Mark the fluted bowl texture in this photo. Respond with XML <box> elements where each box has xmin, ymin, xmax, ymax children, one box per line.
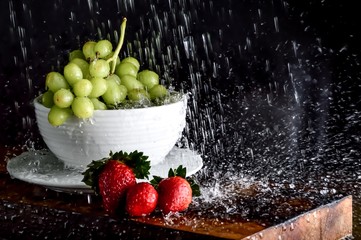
<box><xmin>34</xmin><ymin>95</ymin><xmax>187</xmax><ymax>168</ymax></box>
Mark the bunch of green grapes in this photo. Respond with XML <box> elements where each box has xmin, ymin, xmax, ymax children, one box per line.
<box><xmin>41</xmin><ymin>18</ymin><xmax>169</xmax><ymax>126</ymax></box>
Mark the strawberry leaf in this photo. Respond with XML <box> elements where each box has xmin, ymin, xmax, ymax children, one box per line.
<box><xmin>150</xmin><ymin>175</ymin><xmax>163</xmax><ymax>190</ymax></box>
<box><xmin>168</xmin><ymin>165</ymin><xmax>186</xmax><ymax>178</ymax></box>
<box><xmin>110</xmin><ymin>150</ymin><xmax>151</xmax><ymax>179</ymax></box>
<box><xmin>81</xmin><ymin>157</ymin><xmax>109</xmax><ymax>194</ymax></box>
<box><xmin>187</xmin><ymin>177</ymin><xmax>201</xmax><ymax>197</ymax></box>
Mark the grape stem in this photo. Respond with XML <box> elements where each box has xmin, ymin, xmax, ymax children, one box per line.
<box><xmin>107</xmin><ymin>17</ymin><xmax>127</xmax><ymax>74</ymax></box>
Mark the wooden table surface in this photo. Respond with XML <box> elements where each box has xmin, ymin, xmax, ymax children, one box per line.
<box><xmin>0</xmin><ymin>145</ymin><xmax>354</xmax><ymax>239</ymax></box>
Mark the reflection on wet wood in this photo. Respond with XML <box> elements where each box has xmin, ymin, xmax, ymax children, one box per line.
<box><xmin>132</xmin><ymin>196</ymin><xmax>352</xmax><ymax>239</ymax></box>
<box><xmin>133</xmin><ymin>213</ymin><xmax>265</xmax><ymax>239</ymax></box>
<box><xmin>244</xmin><ymin>195</ymin><xmax>352</xmax><ymax>240</ymax></box>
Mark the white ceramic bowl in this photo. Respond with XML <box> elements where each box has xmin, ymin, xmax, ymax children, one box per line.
<box><xmin>34</xmin><ymin>95</ymin><xmax>187</xmax><ymax>169</ymax></box>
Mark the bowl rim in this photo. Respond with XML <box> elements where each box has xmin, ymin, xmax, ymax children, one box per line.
<box><xmin>34</xmin><ymin>92</ymin><xmax>188</xmax><ymax>112</ymax></box>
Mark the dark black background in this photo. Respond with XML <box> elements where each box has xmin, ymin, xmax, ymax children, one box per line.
<box><xmin>1</xmin><ymin>0</ymin><xmax>360</xmax><ymax>147</ymax></box>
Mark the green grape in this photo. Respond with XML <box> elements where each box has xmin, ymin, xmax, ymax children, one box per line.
<box><xmin>94</xmin><ymin>40</ymin><xmax>113</xmax><ymax>58</ymax></box>
<box><xmin>115</xmin><ymin>62</ymin><xmax>138</xmax><ymax>78</ymax></box>
<box><xmin>48</xmin><ymin>105</ymin><xmax>73</xmax><ymax>126</ymax></box>
<box><xmin>45</xmin><ymin>72</ymin><xmax>69</xmax><ymax>93</ymax></box>
<box><xmin>106</xmin><ymin>74</ymin><xmax>121</xmax><ymax>85</ymax></box>
<box><xmin>128</xmin><ymin>88</ymin><xmax>150</xmax><ymax>102</ymax></box>
<box><xmin>53</xmin><ymin>88</ymin><xmax>74</xmax><ymax>108</ymax></box>
<box><xmin>72</xmin><ymin>97</ymin><xmax>94</xmax><ymax>118</ymax></box>
<box><xmin>88</xmin><ymin>77</ymin><xmax>107</xmax><ymax>98</ymax></box>
<box><xmin>121</xmin><ymin>56</ymin><xmax>140</xmax><ymax>71</ymax></box>
<box><xmin>41</xmin><ymin>91</ymin><xmax>54</xmax><ymax>108</ymax></box>
<box><xmin>90</xmin><ymin>98</ymin><xmax>107</xmax><ymax>110</ymax></box>
<box><xmin>119</xmin><ymin>84</ymin><xmax>128</xmax><ymax>99</ymax></box>
<box><xmin>82</xmin><ymin>41</ymin><xmax>97</xmax><ymax>61</ymax></box>
<box><xmin>70</xmin><ymin>58</ymin><xmax>90</xmax><ymax>78</ymax></box>
<box><xmin>63</xmin><ymin>62</ymin><xmax>83</xmax><ymax>86</ymax></box>
<box><xmin>73</xmin><ymin>79</ymin><xmax>93</xmax><ymax>97</ymax></box>
<box><xmin>69</xmin><ymin>49</ymin><xmax>85</xmax><ymax>61</ymax></box>
<box><xmin>102</xmin><ymin>80</ymin><xmax>127</xmax><ymax>105</ymax></box>
<box><xmin>137</xmin><ymin>70</ymin><xmax>159</xmax><ymax>90</ymax></box>
<box><xmin>149</xmin><ymin>84</ymin><xmax>169</xmax><ymax>100</ymax></box>
<box><xmin>120</xmin><ymin>75</ymin><xmax>144</xmax><ymax>91</ymax></box>
<box><xmin>89</xmin><ymin>59</ymin><xmax>110</xmax><ymax>78</ymax></box>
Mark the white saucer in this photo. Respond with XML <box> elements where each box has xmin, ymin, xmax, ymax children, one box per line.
<box><xmin>6</xmin><ymin>147</ymin><xmax>203</xmax><ymax>194</ymax></box>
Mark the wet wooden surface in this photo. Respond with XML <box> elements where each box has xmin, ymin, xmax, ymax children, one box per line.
<box><xmin>243</xmin><ymin>196</ymin><xmax>352</xmax><ymax>240</ymax></box>
<box><xmin>0</xmin><ymin>146</ymin><xmax>353</xmax><ymax>239</ymax></box>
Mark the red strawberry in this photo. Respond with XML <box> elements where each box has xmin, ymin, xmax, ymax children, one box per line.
<box><xmin>125</xmin><ymin>182</ymin><xmax>158</xmax><ymax>217</ymax></box>
<box><xmin>97</xmin><ymin>160</ymin><xmax>136</xmax><ymax>213</ymax></box>
<box><xmin>151</xmin><ymin>165</ymin><xmax>200</xmax><ymax>214</ymax></box>
<box><xmin>82</xmin><ymin>151</ymin><xmax>151</xmax><ymax>214</ymax></box>
<box><xmin>157</xmin><ymin>176</ymin><xmax>192</xmax><ymax>213</ymax></box>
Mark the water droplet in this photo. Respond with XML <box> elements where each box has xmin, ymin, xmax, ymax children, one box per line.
<box><xmin>290</xmin><ymin>222</ymin><xmax>295</xmax><ymax>230</ymax></box>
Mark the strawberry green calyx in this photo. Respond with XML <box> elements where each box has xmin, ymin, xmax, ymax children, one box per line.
<box><xmin>82</xmin><ymin>150</ymin><xmax>151</xmax><ymax>193</ymax></box>
<box><xmin>110</xmin><ymin>150</ymin><xmax>151</xmax><ymax>179</ymax></box>
<box><xmin>82</xmin><ymin>157</ymin><xmax>108</xmax><ymax>193</ymax></box>
<box><xmin>168</xmin><ymin>165</ymin><xmax>187</xmax><ymax>178</ymax></box>
<box><xmin>150</xmin><ymin>165</ymin><xmax>201</xmax><ymax>197</ymax></box>
<box><xmin>187</xmin><ymin>177</ymin><xmax>201</xmax><ymax>197</ymax></box>
<box><xmin>149</xmin><ymin>175</ymin><xmax>162</xmax><ymax>187</ymax></box>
